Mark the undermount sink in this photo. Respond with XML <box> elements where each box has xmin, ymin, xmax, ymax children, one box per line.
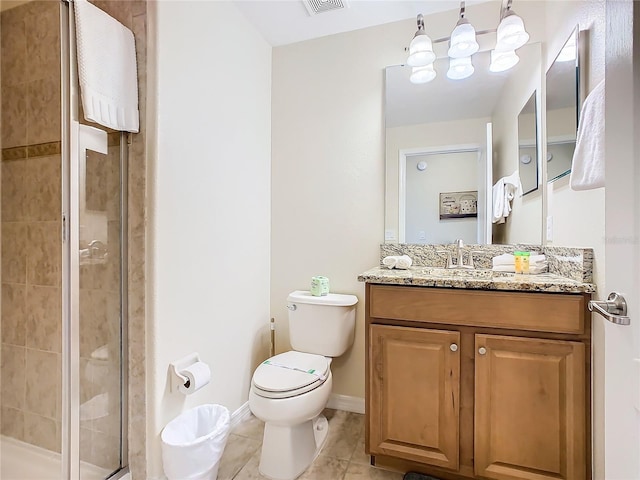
<box><xmin>418</xmin><ymin>268</ymin><xmax>514</xmax><ymax>279</ymax></box>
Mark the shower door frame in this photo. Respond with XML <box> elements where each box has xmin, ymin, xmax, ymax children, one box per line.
<box><xmin>60</xmin><ymin>1</ymin><xmax>129</xmax><ymax>478</ymax></box>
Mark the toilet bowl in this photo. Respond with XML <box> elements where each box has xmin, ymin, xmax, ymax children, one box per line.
<box><xmin>249</xmin><ymin>291</ymin><xmax>358</xmax><ymax>480</ymax></box>
<box><xmin>250</xmin><ymin>352</ymin><xmax>333</xmax><ymax>480</ymax></box>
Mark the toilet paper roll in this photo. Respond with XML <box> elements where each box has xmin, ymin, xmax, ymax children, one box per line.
<box><xmin>178</xmin><ymin>361</ymin><xmax>211</xmax><ymax>395</ymax></box>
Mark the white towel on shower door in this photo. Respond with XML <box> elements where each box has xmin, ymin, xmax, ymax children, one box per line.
<box><xmin>74</xmin><ymin>0</ymin><xmax>139</xmax><ymax>132</ymax></box>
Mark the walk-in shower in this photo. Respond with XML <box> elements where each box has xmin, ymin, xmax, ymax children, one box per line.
<box><xmin>0</xmin><ymin>1</ymin><xmax>134</xmax><ymax>478</ymax></box>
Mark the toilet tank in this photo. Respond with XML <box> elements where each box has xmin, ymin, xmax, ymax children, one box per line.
<box><xmin>287</xmin><ymin>290</ymin><xmax>358</xmax><ymax>357</ymax></box>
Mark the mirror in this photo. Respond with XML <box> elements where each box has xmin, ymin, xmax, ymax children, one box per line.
<box><xmin>385</xmin><ymin>42</ymin><xmax>541</xmax><ymax>245</ymax></box>
<box><xmin>546</xmin><ymin>27</ymin><xmax>579</xmax><ymax>182</ymax></box>
<box><xmin>518</xmin><ymin>92</ymin><xmax>538</xmax><ymax>195</ymax></box>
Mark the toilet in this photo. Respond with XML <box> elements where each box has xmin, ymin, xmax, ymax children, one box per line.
<box><xmin>249</xmin><ymin>290</ymin><xmax>358</xmax><ymax>480</ymax></box>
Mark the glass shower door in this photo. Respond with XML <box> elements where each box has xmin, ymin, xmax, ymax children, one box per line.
<box><xmin>74</xmin><ymin>124</ymin><xmax>125</xmax><ymax>479</ymax></box>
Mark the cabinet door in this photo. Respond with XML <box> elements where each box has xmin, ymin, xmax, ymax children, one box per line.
<box><xmin>369</xmin><ymin>324</ymin><xmax>460</xmax><ymax>470</ymax></box>
<box><xmin>474</xmin><ymin>334</ymin><xmax>586</xmax><ymax>480</ymax></box>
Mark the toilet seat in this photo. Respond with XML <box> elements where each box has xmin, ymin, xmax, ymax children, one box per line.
<box><xmin>252</xmin><ymin>351</ymin><xmax>330</xmax><ymax>399</ymax></box>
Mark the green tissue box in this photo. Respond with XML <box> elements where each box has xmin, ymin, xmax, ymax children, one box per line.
<box><xmin>310</xmin><ymin>276</ymin><xmax>330</xmax><ymax>296</ymax></box>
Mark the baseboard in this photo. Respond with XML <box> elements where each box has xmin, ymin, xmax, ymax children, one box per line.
<box><xmin>327</xmin><ymin>394</ymin><xmax>365</xmax><ymax>414</ymax></box>
<box><xmin>230</xmin><ymin>401</ymin><xmax>253</xmax><ymax>430</ymax></box>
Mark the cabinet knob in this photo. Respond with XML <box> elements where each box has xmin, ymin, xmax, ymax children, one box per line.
<box><xmin>450</xmin><ymin>343</ymin><xmax>458</xmax><ymax>352</ymax></box>
<box><xmin>478</xmin><ymin>347</ymin><xmax>487</xmax><ymax>355</ymax></box>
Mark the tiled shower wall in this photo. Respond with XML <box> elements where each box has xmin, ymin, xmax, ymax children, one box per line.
<box><xmin>0</xmin><ymin>1</ymin><xmax>147</xmax><ymax>477</ymax></box>
<box><xmin>1</xmin><ymin>1</ymin><xmax>63</xmax><ymax>452</ymax></box>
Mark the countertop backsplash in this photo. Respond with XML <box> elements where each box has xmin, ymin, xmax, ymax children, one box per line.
<box><xmin>379</xmin><ymin>244</ymin><xmax>593</xmax><ymax>284</ymax></box>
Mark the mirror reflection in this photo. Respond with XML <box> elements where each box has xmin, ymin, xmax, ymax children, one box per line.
<box><xmin>546</xmin><ymin>27</ymin><xmax>579</xmax><ymax>182</ymax></box>
<box><xmin>385</xmin><ymin>43</ymin><xmax>541</xmax><ymax>245</ymax></box>
<box><xmin>518</xmin><ymin>92</ymin><xmax>538</xmax><ymax>195</ymax></box>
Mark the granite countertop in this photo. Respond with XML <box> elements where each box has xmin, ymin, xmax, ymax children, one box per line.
<box><xmin>357</xmin><ymin>266</ymin><xmax>596</xmax><ymax>294</ymax></box>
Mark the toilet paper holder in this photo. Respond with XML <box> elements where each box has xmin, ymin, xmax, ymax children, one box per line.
<box><xmin>169</xmin><ymin>352</ymin><xmax>202</xmax><ymax>393</ymax></box>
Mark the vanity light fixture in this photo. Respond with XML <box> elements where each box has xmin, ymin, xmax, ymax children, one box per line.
<box><xmin>447</xmin><ymin>56</ymin><xmax>474</xmax><ymax>80</ymax></box>
<box><xmin>489</xmin><ymin>49</ymin><xmax>519</xmax><ymax>72</ymax></box>
<box><xmin>407</xmin><ymin>14</ymin><xmax>436</xmax><ymax>67</ymax></box>
<box><xmin>495</xmin><ymin>0</ymin><xmax>530</xmax><ymax>52</ymax></box>
<box><xmin>406</xmin><ymin>0</ymin><xmax>530</xmax><ymax>83</ymax></box>
<box><xmin>448</xmin><ymin>3</ymin><xmax>479</xmax><ymax>59</ymax></box>
<box><xmin>410</xmin><ymin>64</ymin><xmax>437</xmax><ymax>84</ymax></box>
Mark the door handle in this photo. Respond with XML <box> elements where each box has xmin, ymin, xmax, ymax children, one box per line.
<box><xmin>588</xmin><ymin>292</ymin><xmax>631</xmax><ymax>325</ymax></box>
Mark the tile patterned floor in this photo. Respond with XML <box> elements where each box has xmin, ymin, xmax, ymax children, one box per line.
<box><xmin>218</xmin><ymin>409</ymin><xmax>404</xmax><ymax>480</ymax></box>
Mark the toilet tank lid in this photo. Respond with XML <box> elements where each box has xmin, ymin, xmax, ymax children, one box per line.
<box><xmin>288</xmin><ymin>290</ymin><xmax>358</xmax><ymax>307</ymax></box>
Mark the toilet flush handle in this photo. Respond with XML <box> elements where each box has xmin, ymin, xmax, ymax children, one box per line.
<box><xmin>286</xmin><ymin>304</ymin><xmax>297</xmax><ymax>311</ymax></box>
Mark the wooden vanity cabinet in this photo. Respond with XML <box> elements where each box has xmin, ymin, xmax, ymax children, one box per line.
<box><xmin>365</xmin><ymin>284</ymin><xmax>591</xmax><ymax>480</ymax></box>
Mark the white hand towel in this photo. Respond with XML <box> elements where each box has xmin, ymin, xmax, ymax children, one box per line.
<box><xmin>382</xmin><ymin>255</ymin><xmax>413</xmax><ymax>270</ymax></box>
<box><xmin>74</xmin><ymin>0</ymin><xmax>139</xmax><ymax>132</ymax></box>
<box><xmin>570</xmin><ymin>80</ymin><xmax>605</xmax><ymax>190</ymax></box>
<box><xmin>492</xmin><ymin>171</ymin><xmax>522</xmax><ymax>224</ymax></box>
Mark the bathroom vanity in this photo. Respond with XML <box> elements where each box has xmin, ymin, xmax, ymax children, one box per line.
<box><xmin>359</xmin><ymin>248</ymin><xmax>595</xmax><ymax>480</ymax></box>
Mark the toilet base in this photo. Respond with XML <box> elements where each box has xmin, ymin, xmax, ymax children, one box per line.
<box><xmin>258</xmin><ymin>414</ymin><xmax>329</xmax><ymax>480</ymax></box>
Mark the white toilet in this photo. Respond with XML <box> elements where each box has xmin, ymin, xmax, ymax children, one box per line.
<box><xmin>249</xmin><ymin>290</ymin><xmax>358</xmax><ymax>480</ymax></box>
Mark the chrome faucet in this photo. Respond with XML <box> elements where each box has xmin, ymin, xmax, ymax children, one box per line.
<box><xmin>438</xmin><ymin>239</ymin><xmax>475</xmax><ymax>269</ymax></box>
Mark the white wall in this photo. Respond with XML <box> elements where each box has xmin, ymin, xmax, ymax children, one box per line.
<box><xmin>405</xmin><ymin>152</ymin><xmax>478</xmax><ymax>245</ymax></box>
<box><xmin>271</xmin><ymin>18</ymin><xmax>418</xmax><ymax>399</ymax></box>
<box><xmin>386</xmin><ymin>117</ymin><xmax>490</xmax><ymax>241</ymax></box>
<box><xmin>148</xmin><ymin>2</ymin><xmax>272</xmax><ymax>478</ymax></box>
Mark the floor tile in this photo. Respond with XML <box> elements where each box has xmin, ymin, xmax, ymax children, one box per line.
<box><xmin>322</xmin><ymin>409</ymin><xmax>364</xmax><ymax>460</ymax></box>
<box><xmin>298</xmin><ymin>454</ymin><xmax>349</xmax><ymax>480</ymax></box>
<box><xmin>217</xmin><ymin>433</ymin><xmax>261</xmax><ymax>480</ymax></box>
<box><xmin>343</xmin><ymin>463</ymin><xmax>404</xmax><ymax>480</ymax></box>
<box><xmin>223</xmin><ymin>409</ymin><xmax>400</xmax><ymax>480</ymax></box>
<box><xmin>232</xmin><ymin>415</ymin><xmax>265</xmax><ymax>440</ymax></box>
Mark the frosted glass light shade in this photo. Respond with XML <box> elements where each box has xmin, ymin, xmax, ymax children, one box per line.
<box><xmin>495</xmin><ymin>12</ymin><xmax>529</xmax><ymax>52</ymax></box>
<box><xmin>447</xmin><ymin>56</ymin><xmax>474</xmax><ymax>80</ymax></box>
<box><xmin>489</xmin><ymin>49</ymin><xmax>520</xmax><ymax>72</ymax></box>
<box><xmin>410</xmin><ymin>64</ymin><xmax>437</xmax><ymax>84</ymax></box>
<box><xmin>407</xmin><ymin>32</ymin><xmax>436</xmax><ymax>67</ymax></box>
<box><xmin>448</xmin><ymin>21</ymin><xmax>479</xmax><ymax>58</ymax></box>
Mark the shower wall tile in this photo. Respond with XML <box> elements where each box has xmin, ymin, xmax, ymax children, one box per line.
<box><xmin>27</xmin><ymin>75</ymin><xmax>61</xmax><ymax>146</ymax></box>
<box><xmin>93</xmin><ymin>0</ymin><xmax>132</xmax><ymax>29</ymax></box>
<box><xmin>2</xmin><ymin>283</ymin><xmax>27</xmax><ymax>346</ymax></box>
<box><xmin>26</xmin><ymin>285</ymin><xmax>61</xmax><ymax>353</ymax></box>
<box><xmin>26</xmin><ymin>221</ymin><xmax>61</xmax><ymax>286</ymax></box>
<box><xmin>1</xmin><ymin>406</ymin><xmax>25</xmax><ymax>441</ymax></box>
<box><xmin>25</xmin><ymin>348</ymin><xmax>60</xmax><ymax>419</ymax></box>
<box><xmin>25</xmin><ymin>1</ymin><xmax>60</xmax><ymax>83</ymax></box>
<box><xmin>79</xmin><ymin>288</ymin><xmax>109</xmax><ymax>358</ymax></box>
<box><xmin>24</xmin><ymin>411</ymin><xmax>61</xmax><ymax>453</ymax></box>
<box><xmin>2</xmin><ymin>158</ymin><xmax>28</xmax><ymax>221</ymax></box>
<box><xmin>1</xmin><ymin>344</ymin><xmax>26</xmax><ymax>410</ymax></box>
<box><xmin>28</xmin><ymin>154</ymin><xmax>61</xmax><ymax>221</ymax></box>
<box><xmin>0</xmin><ymin>11</ymin><xmax>27</xmax><ymax>88</ymax></box>
<box><xmin>2</xmin><ymin>222</ymin><xmax>28</xmax><ymax>283</ymax></box>
<box><xmin>1</xmin><ymin>83</ymin><xmax>28</xmax><ymax>149</ymax></box>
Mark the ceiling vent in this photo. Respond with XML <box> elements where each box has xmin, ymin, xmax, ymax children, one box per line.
<box><xmin>302</xmin><ymin>0</ymin><xmax>350</xmax><ymax>16</ymax></box>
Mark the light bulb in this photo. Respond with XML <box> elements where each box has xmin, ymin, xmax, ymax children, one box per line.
<box><xmin>407</xmin><ymin>32</ymin><xmax>436</xmax><ymax>67</ymax></box>
<box><xmin>410</xmin><ymin>64</ymin><xmax>437</xmax><ymax>84</ymax></box>
<box><xmin>489</xmin><ymin>49</ymin><xmax>520</xmax><ymax>73</ymax></box>
<box><xmin>495</xmin><ymin>11</ymin><xmax>530</xmax><ymax>52</ymax></box>
<box><xmin>447</xmin><ymin>56</ymin><xmax>474</xmax><ymax>80</ymax></box>
<box><xmin>448</xmin><ymin>20</ymin><xmax>479</xmax><ymax>59</ymax></box>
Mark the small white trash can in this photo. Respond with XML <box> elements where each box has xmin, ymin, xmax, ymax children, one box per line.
<box><xmin>161</xmin><ymin>404</ymin><xmax>231</xmax><ymax>480</ymax></box>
